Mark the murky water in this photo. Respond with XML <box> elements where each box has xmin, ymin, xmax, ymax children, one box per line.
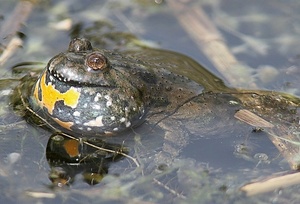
<box><xmin>1</xmin><ymin>0</ymin><xmax>300</xmax><ymax>203</ymax></box>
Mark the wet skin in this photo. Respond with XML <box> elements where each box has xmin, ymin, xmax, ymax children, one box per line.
<box><xmin>30</xmin><ymin>38</ymin><xmax>217</xmax><ymax>136</ymax></box>
<box><xmin>28</xmin><ymin>38</ymin><xmax>300</xmax><ymax>165</ymax></box>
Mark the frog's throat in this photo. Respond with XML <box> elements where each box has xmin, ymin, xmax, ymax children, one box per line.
<box><xmin>33</xmin><ymin>71</ymin><xmax>81</xmax><ymax>115</ymax></box>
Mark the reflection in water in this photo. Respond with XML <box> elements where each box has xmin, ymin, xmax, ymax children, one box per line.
<box><xmin>46</xmin><ymin>134</ymin><xmax>126</xmax><ymax>187</ymax></box>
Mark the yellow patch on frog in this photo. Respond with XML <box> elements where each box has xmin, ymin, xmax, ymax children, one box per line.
<box><xmin>52</xmin><ymin>118</ymin><xmax>74</xmax><ymax>130</ymax></box>
<box><xmin>35</xmin><ymin>71</ymin><xmax>81</xmax><ymax>115</ymax></box>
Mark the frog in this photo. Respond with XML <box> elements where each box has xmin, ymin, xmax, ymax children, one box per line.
<box><xmin>16</xmin><ymin>37</ymin><xmax>300</xmax><ymax>170</ymax></box>
<box><xmin>30</xmin><ymin>37</ymin><xmax>212</xmax><ymax>137</ymax></box>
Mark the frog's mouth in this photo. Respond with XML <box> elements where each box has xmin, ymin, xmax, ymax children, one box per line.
<box><xmin>49</xmin><ymin>70</ymin><xmax>116</xmax><ymax>88</ymax></box>
<box><xmin>47</xmin><ymin>67</ymin><xmax>116</xmax><ymax>89</ymax></box>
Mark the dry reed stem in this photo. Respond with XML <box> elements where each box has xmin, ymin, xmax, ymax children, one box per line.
<box><xmin>167</xmin><ymin>1</ymin><xmax>257</xmax><ymax>88</ymax></box>
<box><xmin>240</xmin><ymin>171</ymin><xmax>300</xmax><ymax>196</ymax></box>
<box><xmin>0</xmin><ymin>0</ymin><xmax>36</xmax><ymax>65</ymax></box>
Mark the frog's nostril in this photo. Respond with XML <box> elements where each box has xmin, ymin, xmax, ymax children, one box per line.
<box><xmin>68</xmin><ymin>38</ymin><xmax>93</xmax><ymax>52</ymax></box>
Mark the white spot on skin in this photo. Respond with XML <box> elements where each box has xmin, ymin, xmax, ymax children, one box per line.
<box><xmin>106</xmin><ymin>101</ymin><xmax>112</xmax><ymax>107</ymax></box>
<box><xmin>113</xmin><ymin>127</ymin><xmax>118</xmax><ymax>131</ymax></box>
<box><xmin>73</xmin><ymin>111</ymin><xmax>81</xmax><ymax>117</ymax></box>
<box><xmin>49</xmin><ymin>75</ymin><xmax>55</xmax><ymax>82</ymax></box>
<box><xmin>104</xmin><ymin>95</ymin><xmax>113</xmax><ymax>107</ymax></box>
<box><xmin>83</xmin><ymin>116</ymin><xmax>104</xmax><ymax>127</ymax></box>
<box><xmin>87</xmin><ymin>127</ymin><xmax>91</xmax><ymax>131</ymax></box>
<box><xmin>94</xmin><ymin>93</ymin><xmax>102</xmax><ymax>102</ymax></box>
<box><xmin>93</xmin><ymin>104</ymin><xmax>101</xmax><ymax>110</ymax></box>
<box><xmin>83</xmin><ymin>89</ymin><xmax>95</xmax><ymax>95</ymax></box>
<box><xmin>120</xmin><ymin>117</ymin><xmax>126</xmax><ymax>123</ymax></box>
<box><xmin>111</xmin><ymin>116</ymin><xmax>116</xmax><ymax>121</ymax></box>
<box><xmin>126</xmin><ymin>121</ymin><xmax>131</xmax><ymax>127</ymax></box>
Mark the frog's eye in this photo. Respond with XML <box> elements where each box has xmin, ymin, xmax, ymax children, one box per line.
<box><xmin>68</xmin><ymin>38</ymin><xmax>93</xmax><ymax>52</ymax></box>
<box><xmin>86</xmin><ymin>53</ymin><xmax>109</xmax><ymax>71</ymax></box>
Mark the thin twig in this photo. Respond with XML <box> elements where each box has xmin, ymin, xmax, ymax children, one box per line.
<box><xmin>153</xmin><ymin>177</ymin><xmax>186</xmax><ymax>199</ymax></box>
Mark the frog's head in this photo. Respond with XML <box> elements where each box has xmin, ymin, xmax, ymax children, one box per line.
<box><xmin>31</xmin><ymin>38</ymin><xmax>145</xmax><ymax>136</ymax></box>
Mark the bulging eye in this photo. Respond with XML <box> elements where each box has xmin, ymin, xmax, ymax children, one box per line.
<box><xmin>86</xmin><ymin>53</ymin><xmax>109</xmax><ymax>71</ymax></box>
<box><xmin>68</xmin><ymin>38</ymin><xmax>93</xmax><ymax>52</ymax></box>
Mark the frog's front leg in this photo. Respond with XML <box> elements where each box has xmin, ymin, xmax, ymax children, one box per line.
<box><xmin>151</xmin><ymin>99</ymin><xmax>208</xmax><ymax>167</ymax></box>
<box><xmin>152</xmin><ymin>93</ymin><xmax>241</xmax><ymax>167</ymax></box>
<box><xmin>154</xmin><ymin>119</ymin><xmax>189</xmax><ymax>166</ymax></box>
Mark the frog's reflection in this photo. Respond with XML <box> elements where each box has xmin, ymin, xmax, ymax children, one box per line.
<box><xmin>46</xmin><ymin>133</ymin><xmax>126</xmax><ymax>187</ymax></box>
